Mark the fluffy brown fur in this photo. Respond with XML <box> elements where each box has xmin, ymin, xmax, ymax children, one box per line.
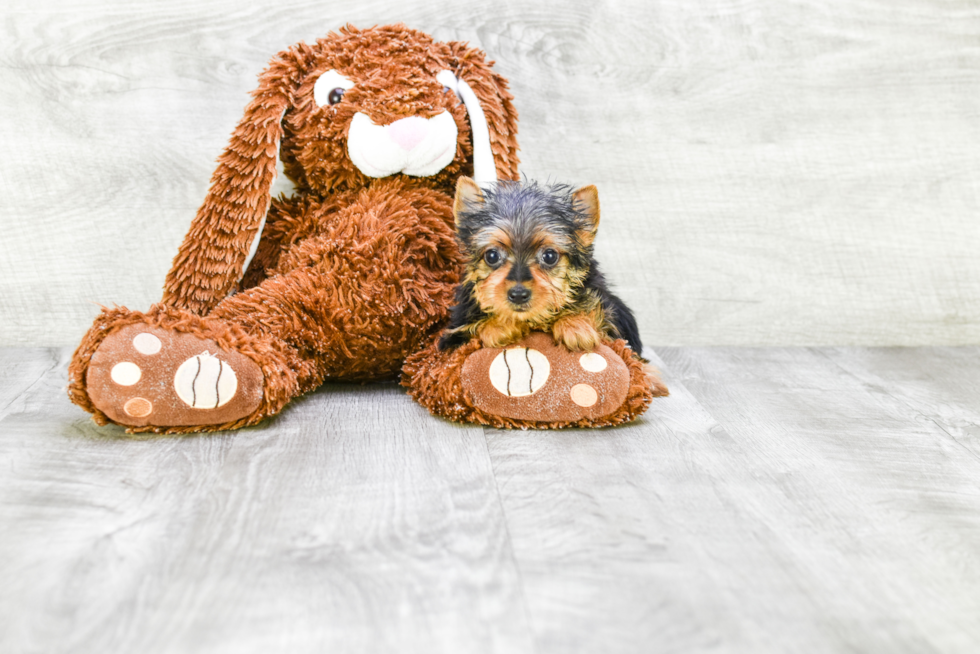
<box><xmin>68</xmin><ymin>25</ymin><xmax>519</xmax><ymax>432</ymax></box>
<box><xmin>402</xmin><ymin>335</ymin><xmax>668</xmax><ymax>429</ymax></box>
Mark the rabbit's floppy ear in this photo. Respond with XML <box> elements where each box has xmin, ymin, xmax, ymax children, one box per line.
<box><xmin>446</xmin><ymin>42</ymin><xmax>520</xmax><ymax>185</ymax></box>
<box><xmin>162</xmin><ymin>55</ymin><xmax>295</xmax><ymax>315</ymax></box>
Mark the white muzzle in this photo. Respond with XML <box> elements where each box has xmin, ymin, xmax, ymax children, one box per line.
<box><xmin>347</xmin><ymin>75</ymin><xmax>498</xmax><ymax>185</ymax></box>
<box><xmin>347</xmin><ymin>111</ymin><xmax>458</xmax><ymax>178</ymax></box>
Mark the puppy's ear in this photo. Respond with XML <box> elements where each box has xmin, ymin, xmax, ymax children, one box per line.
<box><xmin>572</xmin><ymin>185</ymin><xmax>600</xmax><ymax>247</ymax></box>
<box><xmin>162</xmin><ymin>54</ymin><xmax>296</xmax><ymax>315</ymax></box>
<box><xmin>446</xmin><ymin>42</ymin><xmax>520</xmax><ymax>183</ymax></box>
<box><xmin>454</xmin><ymin>176</ymin><xmax>484</xmax><ymax>228</ymax></box>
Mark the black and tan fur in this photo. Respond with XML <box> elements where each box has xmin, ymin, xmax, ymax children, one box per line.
<box><xmin>439</xmin><ymin>177</ymin><xmax>643</xmax><ymax>354</ymax></box>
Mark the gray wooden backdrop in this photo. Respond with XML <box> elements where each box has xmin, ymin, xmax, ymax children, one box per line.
<box><xmin>1</xmin><ymin>0</ymin><xmax>978</xmax><ymax>347</ymax></box>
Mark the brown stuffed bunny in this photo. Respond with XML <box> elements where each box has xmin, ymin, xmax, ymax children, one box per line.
<box><xmin>68</xmin><ymin>25</ymin><xmax>519</xmax><ymax>432</ymax></box>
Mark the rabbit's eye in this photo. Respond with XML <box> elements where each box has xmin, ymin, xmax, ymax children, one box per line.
<box><xmin>314</xmin><ymin>70</ymin><xmax>355</xmax><ymax>107</ymax></box>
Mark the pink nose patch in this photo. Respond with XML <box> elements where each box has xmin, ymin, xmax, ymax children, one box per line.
<box><xmin>387</xmin><ymin>116</ymin><xmax>429</xmax><ymax>151</ymax></box>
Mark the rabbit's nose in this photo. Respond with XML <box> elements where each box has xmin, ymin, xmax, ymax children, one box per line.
<box><xmin>386</xmin><ymin>116</ymin><xmax>429</xmax><ymax>151</ymax></box>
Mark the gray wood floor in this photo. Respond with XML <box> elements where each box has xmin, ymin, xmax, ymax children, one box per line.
<box><xmin>2</xmin><ymin>346</ymin><xmax>979</xmax><ymax>653</ymax></box>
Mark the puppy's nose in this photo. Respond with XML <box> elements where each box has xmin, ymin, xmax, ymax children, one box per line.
<box><xmin>507</xmin><ymin>285</ymin><xmax>531</xmax><ymax>305</ymax></box>
<box><xmin>387</xmin><ymin>116</ymin><xmax>429</xmax><ymax>151</ymax></box>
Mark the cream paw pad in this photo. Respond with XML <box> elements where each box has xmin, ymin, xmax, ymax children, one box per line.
<box><xmin>86</xmin><ymin>323</ymin><xmax>263</xmax><ymax>428</ymax></box>
<box><xmin>460</xmin><ymin>332</ymin><xmax>631</xmax><ymax>422</ymax></box>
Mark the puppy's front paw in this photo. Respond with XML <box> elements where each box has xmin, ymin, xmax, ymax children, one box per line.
<box><xmin>552</xmin><ymin>314</ymin><xmax>600</xmax><ymax>352</ymax></box>
<box><xmin>477</xmin><ymin>320</ymin><xmax>526</xmax><ymax>349</ymax></box>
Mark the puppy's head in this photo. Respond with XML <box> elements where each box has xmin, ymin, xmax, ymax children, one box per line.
<box><xmin>453</xmin><ymin>177</ymin><xmax>600</xmax><ymax>323</ymax></box>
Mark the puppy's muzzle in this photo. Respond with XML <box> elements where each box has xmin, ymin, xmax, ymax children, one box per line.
<box><xmin>507</xmin><ymin>285</ymin><xmax>531</xmax><ymax>307</ymax></box>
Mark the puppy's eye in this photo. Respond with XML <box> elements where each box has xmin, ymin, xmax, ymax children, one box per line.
<box><xmin>484</xmin><ymin>249</ymin><xmax>502</xmax><ymax>266</ymax></box>
<box><xmin>327</xmin><ymin>88</ymin><xmax>345</xmax><ymax>105</ymax></box>
<box><xmin>541</xmin><ymin>249</ymin><xmax>559</xmax><ymax>266</ymax></box>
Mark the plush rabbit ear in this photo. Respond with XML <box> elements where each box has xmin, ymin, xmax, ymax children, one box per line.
<box><xmin>162</xmin><ymin>59</ymin><xmax>293</xmax><ymax>315</ymax></box>
<box><xmin>446</xmin><ymin>42</ymin><xmax>520</xmax><ymax>185</ymax></box>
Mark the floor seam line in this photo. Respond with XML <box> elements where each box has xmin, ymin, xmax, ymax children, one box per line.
<box><xmin>0</xmin><ymin>351</ymin><xmax>61</xmax><ymax>419</ymax></box>
<box><xmin>813</xmin><ymin>347</ymin><xmax>980</xmax><ymax>467</ymax></box>
<box><xmin>481</xmin><ymin>424</ymin><xmax>540</xmax><ymax>654</ymax></box>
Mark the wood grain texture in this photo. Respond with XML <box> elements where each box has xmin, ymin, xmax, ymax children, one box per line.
<box><xmin>4</xmin><ymin>346</ymin><xmax>980</xmax><ymax>651</ymax></box>
<box><xmin>0</xmin><ymin>351</ymin><xmax>533</xmax><ymax>654</ymax></box>
<box><xmin>655</xmin><ymin>345</ymin><xmax>980</xmax><ymax>653</ymax></box>
<box><xmin>1</xmin><ymin>0</ymin><xmax>979</xmax><ymax>346</ymax></box>
<box><xmin>821</xmin><ymin>346</ymin><xmax>980</xmax><ymax>463</ymax></box>
<box><xmin>0</xmin><ymin>348</ymin><xmax>63</xmax><ymax>422</ymax></box>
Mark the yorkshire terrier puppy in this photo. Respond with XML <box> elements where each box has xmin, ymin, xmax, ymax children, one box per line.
<box><xmin>438</xmin><ymin>177</ymin><xmax>643</xmax><ymax>355</ymax></box>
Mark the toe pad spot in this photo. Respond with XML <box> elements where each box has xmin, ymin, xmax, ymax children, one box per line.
<box><xmin>570</xmin><ymin>383</ymin><xmax>598</xmax><ymax>407</ymax></box>
<box><xmin>124</xmin><ymin>397</ymin><xmax>152</xmax><ymax>417</ymax></box>
<box><xmin>579</xmin><ymin>353</ymin><xmax>608</xmax><ymax>372</ymax></box>
<box><xmin>132</xmin><ymin>333</ymin><xmax>162</xmax><ymax>355</ymax></box>
<box><xmin>111</xmin><ymin>362</ymin><xmax>141</xmax><ymax>386</ymax></box>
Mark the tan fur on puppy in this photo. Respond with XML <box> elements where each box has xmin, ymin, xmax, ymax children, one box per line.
<box><xmin>439</xmin><ymin>178</ymin><xmax>645</xmax><ymax>356</ymax></box>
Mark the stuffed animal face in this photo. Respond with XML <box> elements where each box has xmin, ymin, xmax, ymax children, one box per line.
<box><xmin>270</xmin><ymin>25</ymin><xmax>519</xmax><ymax>195</ymax></box>
<box><xmin>161</xmin><ymin>24</ymin><xmax>519</xmax><ymax>314</ymax></box>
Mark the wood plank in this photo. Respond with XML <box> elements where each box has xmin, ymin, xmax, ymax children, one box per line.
<box><xmin>5</xmin><ymin>346</ymin><xmax>980</xmax><ymax>651</ymax></box>
<box><xmin>658</xmin><ymin>346</ymin><xmax>980</xmax><ymax>653</ymax></box>
<box><xmin>0</xmin><ymin>348</ymin><xmax>64</xmax><ymax>422</ymax></box>
<box><xmin>821</xmin><ymin>346</ymin><xmax>980</xmax><ymax>461</ymax></box>
<box><xmin>0</xmin><ymin>349</ymin><xmax>533</xmax><ymax>654</ymax></box>
<box><xmin>488</xmin><ymin>347</ymin><xmax>980</xmax><ymax>653</ymax></box>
